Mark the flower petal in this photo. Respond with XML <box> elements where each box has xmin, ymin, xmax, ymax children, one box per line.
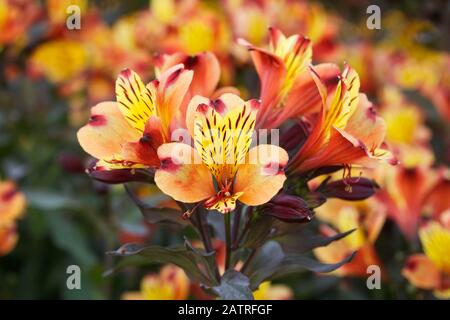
<box><xmin>234</xmin><ymin>144</ymin><xmax>288</xmax><ymax>206</ymax></box>
<box><xmin>115</xmin><ymin>68</ymin><xmax>156</xmax><ymax>133</ymax></box>
<box><xmin>156</xmin><ymin>51</ymin><xmax>220</xmax><ymax>98</ymax></box>
<box><xmin>77</xmin><ymin>102</ymin><xmax>141</xmax><ymax>162</ymax></box>
<box><xmin>419</xmin><ymin>221</ymin><xmax>450</xmax><ymax>274</ymax></box>
<box><xmin>402</xmin><ymin>254</ymin><xmax>441</xmax><ymax>289</ymax></box>
<box><xmin>156</xmin><ymin>64</ymin><xmax>193</xmax><ymax>137</ymax></box>
<box><xmin>154</xmin><ymin>143</ymin><xmax>215</xmax><ymax>203</ymax></box>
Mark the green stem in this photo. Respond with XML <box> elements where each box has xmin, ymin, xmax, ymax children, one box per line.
<box><xmin>224</xmin><ymin>213</ymin><xmax>232</xmax><ymax>271</ymax></box>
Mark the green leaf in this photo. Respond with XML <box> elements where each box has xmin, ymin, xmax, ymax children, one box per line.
<box><xmin>212</xmin><ymin>270</ymin><xmax>254</xmax><ymax>300</ymax></box>
<box><xmin>275</xmin><ymin>228</ymin><xmax>356</xmax><ymax>253</ymax></box>
<box><xmin>43</xmin><ymin>212</ymin><xmax>97</xmax><ymax>268</ymax></box>
<box><xmin>25</xmin><ymin>190</ymin><xmax>80</xmax><ymax>211</ymax></box>
<box><xmin>240</xmin><ymin>215</ymin><xmax>275</xmax><ymax>248</ymax></box>
<box><xmin>106</xmin><ymin>240</ymin><xmax>216</xmax><ymax>286</ymax></box>
<box><xmin>269</xmin><ymin>251</ymin><xmax>356</xmax><ymax>280</ymax></box>
<box><xmin>125</xmin><ymin>185</ymin><xmax>188</xmax><ymax>226</ymax></box>
<box><xmin>246</xmin><ymin>241</ymin><xmax>284</xmax><ymax>290</ymax></box>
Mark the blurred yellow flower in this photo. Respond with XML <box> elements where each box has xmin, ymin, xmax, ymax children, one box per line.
<box><xmin>403</xmin><ymin>217</ymin><xmax>450</xmax><ymax>299</ymax></box>
<box><xmin>253</xmin><ymin>281</ymin><xmax>293</xmax><ymax>300</ymax></box>
<box><xmin>30</xmin><ymin>40</ymin><xmax>89</xmax><ymax>83</ymax></box>
<box><xmin>314</xmin><ymin>199</ymin><xmax>385</xmax><ymax>277</ymax></box>
<box><xmin>122</xmin><ymin>265</ymin><xmax>189</xmax><ymax>300</ymax></box>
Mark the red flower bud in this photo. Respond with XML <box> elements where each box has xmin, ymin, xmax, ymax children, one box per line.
<box><xmin>319</xmin><ymin>177</ymin><xmax>378</xmax><ymax>201</ymax></box>
<box><xmin>87</xmin><ymin>166</ymin><xmax>154</xmax><ymax>184</ymax></box>
<box><xmin>261</xmin><ymin>194</ymin><xmax>314</xmax><ymax>223</ymax></box>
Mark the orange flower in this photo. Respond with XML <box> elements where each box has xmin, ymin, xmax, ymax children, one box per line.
<box><xmin>154</xmin><ymin>93</ymin><xmax>288</xmax><ymax>213</ymax></box>
<box><xmin>403</xmin><ymin>215</ymin><xmax>450</xmax><ymax>299</ymax></box>
<box><xmin>313</xmin><ymin>199</ymin><xmax>385</xmax><ymax>277</ymax></box>
<box><xmin>122</xmin><ymin>264</ymin><xmax>189</xmax><ymax>300</ymax></box>
<box><xmin>77</xmin><ymin>65</ymin><xmax>193</xmax><ymax>170</ymax></box>
<box><xmin>0</xmin><ymin>181</ymin><xmax>26</xmax><ymax>256</ymax></box>
<box><xmin>288</xmin><ymin>64</ymin><xmax>395</xmax><ymax>174</ymax></box>
<box><xmin>154</xmin><ymin>51</ymin><xmax>239</xmax><ymax>120</ymax></box>
<box><xmin>0</xmin><ymin>0</ymin><xmax>40</xmax><ymax>47</ymax></box>
<box><xmin>376</xmin><ymin>167</ymin><xmax>449</xmax><ymax>240</ymax></box>
<box><xmin>239</xmin><ymin>27</ymin><xmax>341</xmax><ymax>129</ymax></box>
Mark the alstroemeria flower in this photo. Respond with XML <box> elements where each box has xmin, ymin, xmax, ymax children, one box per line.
<box><xmin>376</xmin><ymin>166</ymin><xmax>449</xmax><ymax>240</ymax></box>
<box><xmin>403</xmin><ymin>217</ymin><xmax>450</xmax><ymax>299</ymax></box>
<box><xmin>288</xmin><ymin>64</ymin><xmax>396</xmax><ymax>175</ymax></box>
<box><xmin>154</xmin><ymin>93</ymin><xmax>288</xmax><ymax>214</ymax></box>
<box><xmin>314</xmin><ymin>199</ymin><xmax>385</xmax><ymax>277</ymax></box>
<box><xmin>239</xmin><ymin>27</ymin><xmax>341</xmax><ymax>129</ymax></box>
<box><xmin>77</xmin><ymin>64</ymin><xmax>193</xmax><ymax>170</ymax></box>
<box><xmin>155</xmin><ymin>51</ymin><xmax>239</xmax><ymax>121</ymax></box>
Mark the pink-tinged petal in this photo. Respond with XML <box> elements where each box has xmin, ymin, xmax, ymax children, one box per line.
<box><xmin>77</xmin><ymin>102</ymin><xmax>141</xmax><ymax>160</ymax></box>
<box><xmin>210</xmin><ymin>86</ymin><xmax>241</xmax><ymax>99</ymax></box>
<box><xmin>402</xmin><ymin>254</ymin><xmax>441</xmax><ymax>290</ymax></box>
<box><xmin>156</xmin><ymin>52</ymin><xmax>220</xmax><ymax>98</ymax></box>
<box><xmin>185</xmin><ymin>95</ymin><xmax>212</xmax><ymax>138</ymax></box>
<box><xmin>234</xmin><ymin>144</ymin><xmax>288</xmax><ymax>206</ymax></box>
<box><xmin>238</xmin><ymin>38</ymin><xmax>286</xmax><ymax>125</ymax></box>
<box><xmin>154</xmin><ymin>143</ymin><xmax>215</xmax><ymax>203</ymax></box>
<box><xmin>283</xmin><ymin>63</ymin><xmax>341</xmax><ymax>119</ymax></box>
<box><xmin>122</xmin><ymin>116</ymin><xmax>165</xmax><ymax>168</ymax></box>
<box><xmin>155</xmin><ymin>64</ymin><xmax>193</xmax><ymax>138</ymax></box>
<box><xmin>293</xmin><ymin>127</ymin><xmax>368</xmax><ymax>173</ymax></box>
<box><xmin>425</xmin><ymin>175</ymin><xmax>450</xmax><ymax>220</ymax></box>
<box><xmin>344</xmin><ymin>94</ymin><xmax>386</xmax><ymax>150</ymax></box>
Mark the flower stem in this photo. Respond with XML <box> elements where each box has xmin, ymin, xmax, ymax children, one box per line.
<box><xmin>231</xmin><ymin>206</ymin><xmax>242</xmax><ymax>250</ymax></box>
<box><xmin>240</xmin><ymin>248</ymin><xmax>257</xmax><ymax>275</ymax></box>
<box><xmin>196</xmin><ymin>209</ymin><xmax>221</xmax><ymax>282</ymax></box>
<box><xmin>224</xmin><ymin>213</ymin><xmax>232</xmax><ymax>271</ymax></box>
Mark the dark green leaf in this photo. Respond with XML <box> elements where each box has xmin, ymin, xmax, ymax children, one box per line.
<box><xmin>125</xmin><ymin>185</ymin><xmax>188</xmax><ymax>226</ymax></box>
<box><xmin>275</xmin><ymin>228</ymin><xmax>356</xmax><ymax>253</ymax></box>
<box><xmin>106</xmin><ymin>240</ymin><xmax>216</xmax><ymax>286</ymax></box>
<box><xmin>240</xmin><ymin>215</ymin><xmax>275</xmax><ymax>248</ymax></box>
<box><xmin>212</xmin><ymin>270</ymin><xmax>254</xmax><ymax>300</ymax></box>
<box><xmin>269</xmin><ymin>251</ymin><xmax>356</xmax><ymax>280</ymax></box>
<box><xmin>245</xmin><ymin>241</ymin><xmax>284</xmax><ymax>290</ymax></box>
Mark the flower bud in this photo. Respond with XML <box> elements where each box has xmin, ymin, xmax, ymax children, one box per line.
<box><xmin>87</xmin><ymin>166</ymin><xmax>154</xmax><ymax>184</ymax></box>
<box><xmin>319</xmin><ymin>177</ymin><xmax>378</xmax><ymax>201</ymax></box>
<box><xmin>261</xmin><ymin>194</ymin><xmax>314</xmax><ymax>223</ymax></box>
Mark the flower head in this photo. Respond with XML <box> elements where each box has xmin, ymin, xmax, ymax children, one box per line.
<box><xmin>239</xmin><ymin>27</ymin><xmax>341</xmax><ymax>129</ymax></box>
<box><xmin>77</xmin><ymin>65</ymin><xmax>193</xmax><ymax>170</ymax></box>
<box><xmin>154</xmin><ymin>93</ymin><xmax>288</xmax><ymax>213</ymax></box>
<box><xmin>288</xmin><ymin>64</ymin><xmax>396</xmax><ymax>174</ymax></box>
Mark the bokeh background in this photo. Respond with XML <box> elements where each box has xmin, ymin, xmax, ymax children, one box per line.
<box><xmin>0</xmin><ymin>0</ymin><xmax>449</xmax><ymax>299</ymax></box>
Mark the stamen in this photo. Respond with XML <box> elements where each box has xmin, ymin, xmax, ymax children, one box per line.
<box><xmin>342</xmin><ymin>164</ymin><xmax>362</xmax><ymax>193</ymax></box>
<box><xmin>182</xmin><ymin>202</ymin><xmax>202</xmax><ymax>219</ymax></box>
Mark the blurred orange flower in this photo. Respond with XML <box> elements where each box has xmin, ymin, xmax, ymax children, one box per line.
<box><xmin>314</xmin><ymin>198</ymin><xmax>385</xmax><ymax>277</ymax></box>
<box><xmin>0</xmin><ymin>181</ymin><xmax>26</xmax><ymax>256</ymax></box>
<box><xmin>403</xmin><ymin>214</ymin><xmax>450</xmax><ymax>299</ymax></box>
<box><xmin>122</xmin><ymin>264</ymin><xmax>189</xmax><ymax>300</ymax></box>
